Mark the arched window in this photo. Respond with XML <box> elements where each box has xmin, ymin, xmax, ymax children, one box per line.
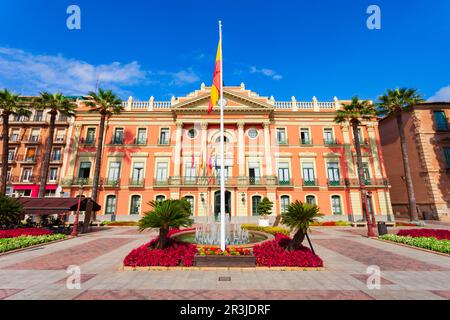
<box><xmin>130</xmin><ymin>195</ymin><xmax>141</xmax><ymax>215</ymax></box>
<box><xmin>252</xmin><ymin>195</ymin><xmax>262</xmax><ymax>216</ymax></box>
<box><xmin>280</xmin><ymin>195</ymin><xmax>290</xmax><ymax>214</ymax></box>
<box><xmin>155</xmin><ymin>195</ymin><xmax>166</xmax><ymax>202</ymax></box>
<box><xmin>105</xmin><ymin>195</ymin><xmax>116</xmax><ymax>215</ymax></box>
<box><xmin>306</xmin><ymin>195</ymin><xmax>317</xmax><ymax>205</ymax></box>
<box><xmin>183</xmin><ymin>195</ymin><xmax>194</xmax><ymax>215</ymax></box>
<box><xmin>331</xmin><ymin>195</ymin><xmax>342</xmax><ymax>215</ymax></box>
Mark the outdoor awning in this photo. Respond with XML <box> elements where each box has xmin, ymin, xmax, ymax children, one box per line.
<box><xmin>16</xmin><ymin>197</ymin><xmax>101</xmax><ymax>215</ymax></box>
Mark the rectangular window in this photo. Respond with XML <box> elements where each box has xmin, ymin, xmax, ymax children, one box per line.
<box><xmin>105</xmin><ymin>196</ymin><xmax>117</xmax><ymax>215</ymax></box>
<box><xmin>300</xmin><ymin>128</ymin><xmax>311</xmax><ymax>145</ymax></box>
<box><xmin>276</xmin><ymin>128</ymin><xmax>287</xmax><ymax>144</ymax></box>
<box><xmin>444</xmin><ymin>147</ymin><xmax>450</xmax><ymax>169</ymax></box>
<box><xmin>248</xmin><ymin>161</ymin><xmax>261</xmax><ymax>184</ymax></box>
<box><xmin>34</xmin><ymin>111</ymin><xmax>43</xmax><ymax>122</ymax></box>
<box><xmin>327</xmin><ymin>162</ymin><xmax>340</xmax><ymax>184</ymax></box>
<box><xmin>159</xmin><ymin>128</ymin><xmax>170</xmax><ymax>145</ymax></box>
<box><xmin>55</xmin><ymin>129</ymin><xmax>65</xmax><ymax>142</ymax></box>
<box><xmin>17</xmin><ymin>189</ymin><xmax>32</xmax><ymax>197</ymax></box>
<box><xmin>48</xmin><ymin>168</ymin><xmax>58</xmax><ymax>181</ymax></box>
<box><xmin>362</xmin><ymin>162</ymin><xmax>371</xmax><ymax>184</ymax></box>
<box><xmin>434</xmin><ymin>111</ymin><xmax>449</xmax><ymax>131</ymax></box>
<box><xmin>108</xmin><ymin>162</ymin><xmax>121</xmax><ymax>183</ymax></box>
<box><xmin>21</xmin><ymin>168</ymin><xmax>32</xmax><ymax>182</ymax></box>
<box><xmin>332</xmin><ymin>196</ymin><xmax>342</xmax><ymax>214</ymax></box>
<box><xmin>156</xmin><ymin>162</ymin><xmax>168</xmax><ymax>182</ymax></box>
<box><xmin>8</xmin><ymin>149</ymin><xmax>15</xmax><ymax>161</ymax></box>
<box><xmin>132</xmin><ymin>162</ymin><xmax>145</xmax><ymax>183</ymax></box>
<box><xmin>51</xmin><ymin>148</ymin><xmax>62</xmax><ymax>161</ymax></box>
<box><xmin>10</xmin><ymin>129</ymin><xmax>20</xmax><ymax>142</ymax></box>
<box><xmin>25</xmin><ymin>148</ymin><xmax>36</xmax><ymax>161</ymax></box>
<box><xmin>280</xmin><ymin>196</ymin><xmax>290</xmax><ymax>214</ymax></box>
<box><xmin>29</xmin><ymin>129</ymin><xmax>40</xmax><ymax>142</ymax></box>
<box><xmin>113</xmin><ymin>128</ymin><xmax>124</xmax><ymax>144</ymax></box>
<box><xmin>136</xmin><ymin>128</ymin><xmax>147</xmax><ymax>144</ymax></box>
<box><xmin>184</xmin><ymin>163</ymin><xmax>197</xmax><ymax>183</ymax></box>
<box><xmin>45</xmin><ymin>190</ymin><xmax>56</xmax><ymax>197</ymax></box>
<box><xmin>324</xmin><ymin>128</ymin><xmax>334</xmax><ymax>144</ymax></box>
<box><xmin>85</xmin><ymin>128</ymin><xmax>96</xmax><ymax>144</ymax></box>
<box><xmin>78</xmin><ymin>161</ymin><xmax>91</xmax><ymax>178</ymax></box>
<box><xmin>277</xmin><ymin>162</ymin><xmax>290</xmax><ymax>185</ymax></box>
<box><xmin>302</xmin><ymin>162</ymin><xmax>315</xmax><ymax>184</ymax></box>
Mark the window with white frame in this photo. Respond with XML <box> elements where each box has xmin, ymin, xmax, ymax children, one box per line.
<box><xmin>331</xmin><ymin>195</ymin><xmax>342</xmax><ymax>215</ymax></box>
<box><xmin>78</xmin><ymin>161</ymin><xmax>91</xmax><ymax>178</ymax></box>
<box><xmin>276</xmin><ymin>128</ymin><xmax>287</xmax><ymax>144</ymax></box>
<box><xmin>248</xmin><ymin>161</ymin><xmax>261</xmax><ymax>184</ymax></box>
<box><xmin>136</xmin><ymin>128</ymin><xmax>147</xmax><ymax>144</ymax></box>
<box><xmin>327</xmin><ymin>162</ymin><xmax>340</xmax><ymax>184</ymax></box>
<box><xmin>280</xmin><ymin>195</ymin><xmax>290</xmax><ymax>213</ymax></box>
<box><xmin>21</xmin><ymin>168</ymin><xmax>32</xmax><ymax>182</ymax></box>
<box><xmin>323</xmin><ymin>128</ymin><xmax>334</xmax><ymax>144</ymax></box>
<box><xmin>130</xmin><ymin>195</ymin><xmax>141</xmax><ymax>215</ymax></box>
<box><xmin>10</xmin><ymin>129</ymin><xmax>20</xmax><ymax>142</ymax></box>
<box><xmin>132</xmin><ymin>162</ymin><xmax>145</xmax><ymax>184</ymax></box>
<box><xmin>112</xmin><ymin>128</ymin><xmax>124</xmax><ymax>144</ymax></box>
<box><xmin>156</xmin><ymin>162</ymin><xmax>168</xmax><ymax>183</ymax></box>
<box><xmin>252</xmin><ymin>196</ymin><xmax>262</xmax><ymax>216</ymax></box>
<box><xmin>105</xmin><ymin>195</ymin><xmax>117</xmax><ymax>215</ymax></box>
<box><xmin>51</xmin><ymin>147</ymin><xmax>62</xmax><ymax>161</ymax></box>
<box><xmin>184</xmin><ymin>163</ymin><xmax>196</xmax><ymax>183</ymax></box>
<box><xmin>155</xmin><ymin>195</ymin><xmax>166</xmax><ymax>202</ymax></box>
<box><xmin>55</xmin><ymin>129</ymin><xmax>65</xmax><ymax>142</ymax></box>
<box><xmin>107</xmin><ymin>162</ymin><xmax>121</xmax><ymax>184</ymax></box>
<box><xmin>302</xmin><ymin>162</ymin><xmax>315</xmax><ymax>183</ymax></box>
<box><xmin>29</xmin><ymin>129</ymin><xmax>40</xmax><ymax>142</ymax></box>
<box><xmin>300</xmin><ymin>128</ymin><xmax>311</xmax><ymax>145</ymax></box>
<box><xmin>159</xmin><ymin>128</ymin><xmax>170</xmax><ymax>144</ymax></box>
<box><xmin>277</xmin><ymin>162</ymin><xmax>290</xmax><ymax>185</ymax></box>
<box><xmin>183</xmin><ymin>195</ymin><xmax>195</xmax><ymax>214</ymax></box>
<box><xmin>306</xmin><ymin>195</ymin><xmax>317</xmax><ymax>205</ymax></box>
<box><xmin>48</xmin><ymin>167</ymin><xmax>58</xmax><ymax>182</ymax></box>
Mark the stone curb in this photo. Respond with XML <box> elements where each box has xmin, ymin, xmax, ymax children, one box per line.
<box><xmin>121</xmin><ymin>266</ymin><xmax>325</xmax><ymax>271</ymax></box>
<box><xmin>374</xmin><ymin>238</ymin><xmax>450</xmax><ymax>258</ymax></box>
<box><xmin>0</xmin><ymin>236</ymin><xmax>72</xmax><ymax>257</ymax></box>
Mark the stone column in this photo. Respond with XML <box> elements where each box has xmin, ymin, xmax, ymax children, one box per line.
<box><xmin>263</xmin><ymin>121</ymin><xmax>273</xmax><ymax>177</ymax></box>
<box><xmin>237</xmin><ymin>121</ymin><xmax>245</xmax><ymax>176</ymax></box>
<box><xmin>173</xmin><ymin>121</ymin><xmax>183</xmax><ymax>179</ymax></box>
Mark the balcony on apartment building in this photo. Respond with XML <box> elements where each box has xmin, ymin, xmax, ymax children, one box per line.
<box><xmin>79</xmin><ymin>138</ymin><xmax>96</xmax><ymax>147</ymax></box>
<box><xmin>15</xmin><ymin>154</ymin><xmax>38</xmax><ymax>164</ymax></box>
<box><xmin>10</xmin><ymin>175</ymin><xmax>39</xmax><ymax>184</ymax></box>
<box><xmin>23</xmin><ymin>136</ymin><xmax>42</xmax><ymax>144</ymax></box>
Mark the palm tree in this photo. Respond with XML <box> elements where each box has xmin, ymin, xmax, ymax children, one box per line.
<box><xmin>281</xmin><ymin>200</ymin><xmax>323</xmax><ymax>251</ymax></box>
<box><xmin>334</xmin><ymin>96</ymin><xmax>378</xmax><ymax>235</ymax></box>
<box><xmin>0</xmin><ymin>195</ymin><xmax>23</xmax><ymax>228</ymax></box>
<box><xmin>138</xmin><ymin>199</ymin><xmax>193</xmax><ymax>249</ymax></box>
<box><xmin>0</xmin><ymin>89</ymin><xmax>31</xmax><ymax>196</ymax></box>
<box><xmin>34</xmin><ymin>92</ymin><xmax>76</xmax><ymax>198</ymax></box>
<box><xmin>377</xmin><ymin>88</ymin><xmax>424</xmax><ymax>221</ymax></box>
<box><xmin>82</xmin><ymin>89</ymin><xmax>123</xmax><ymax>232</ymax></box>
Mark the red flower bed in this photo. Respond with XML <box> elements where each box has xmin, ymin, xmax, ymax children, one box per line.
<box><xmin>397</xmin><ymin>229</ymin><xmax>450</xmax><ymax>240</ymax></box>
<box><xmin>253</xmin><ymin>234</ymin><xmax>323</xmax><ymax>267</ymax></box>
<box><xmin>124</xmin><ymin>228</ymin><xmax>197</xmax><ymax>267</ymax></box>
<box><xmin>0</xmin><ymin>228</ymin><xmax>53</xmax><ymax>239</ymax></box>
<box><xmin>321</xmin><ymin>221</ymin><xmax>336</xmax><ymax>226</ymax></box>
<box><xmin>198</xmin><ymin>246</ymin><xmax>251</xmax><ymax>256</ymax></box>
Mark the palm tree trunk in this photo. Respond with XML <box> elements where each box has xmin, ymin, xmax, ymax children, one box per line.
<box><xmin>83</xmin><ymin>113</ymin><xmax>106</xmax><ymax>232</ymax></box>
<box><xmin>396</xmin><ymin>113</ymin><xmax>418</xmax><ymax>221</ymax></box>
<box><xmin>38</xmin><ymin>112</ymin><xmax>56</xmax><ymax>198</ymax></box>
<box><xmin>156</xmin><ymin>228</ymin><xmax>170</xmax><ymax>249</ymax></box>
<box><xmin>352</xmin><ymin>122</ymin><xmax>371</xmax><ymax>225</ymax></box>
<box><xmin>287</xmin><ymin>229</ymin><xmax>305</xmax><ymax>251</ymax></box>
<box><xmin>1</xmin><ymin>114</ymin><xmax>10</xmax><ymax>196</ymax></box>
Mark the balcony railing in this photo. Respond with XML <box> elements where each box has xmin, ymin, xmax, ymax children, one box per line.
<box><xmin>110</xmin><ymin>139</ymin><xmax>124</xmax><ymax>145</ymax></box>
<box><xmin>129</xmin><ymin>178</ymin><xmax>145</xmax><ymax>187</ymax></box>
<box><xmin>64</xmin><ymin>177</ymin><xmax>92</xmax><ymax>186</ymax></box>
<box><xmin>300</xmin><ymin>138</ymin><xmax>313</xmax><ymax>146</ymax></box>
<box><xmin>15</xmin><ymin>155</ymin><xmax>38</xmax><ymax>163</ymax></box>
<box><xmin>10</xmin><ymin>175</ymin><xmax>39</xmax><ymax>183</ymax></box>
<box><xmin>158</xmin><ymin>138</ymin><xmax>170</xmax><ymax>145</ymax></box>
<box><xmin>276</xmin><ymin>139</ymin><xmax>289</xmax><ymax>145</ymax></box>
<box><xmin>345</xmin><ymin>178</ymin><xmax>390</xmax><ymax>187</ymax></box>
<box><xmin>24</xmin><ymin>136</ymin><xmax>41</xmax><ymax>144</ymax></box>
<box><xmin>162</xmin><ymin>176</ymin><xmax>277</xmax><ymax>187</ymax></box>
<box><xmin>79</xmin><ymin>138</ymin><xmax>95</xmax><ymax>146</ymax></box>
<box><xmin>327</xmin><ymin>179</ymin><xmax>345</xmax><ymax>187</ymax></box>
<box><xmin>324</xmin><ymin>139</ymin><xmax>339</xmax><ymax>146</ymax></box>
<box><xmin>277</xmin><ymin>178</ymin><xmax>292</xmax><ymax>186</ymax></box>
<box><xmin>302</xmin><ymin>179</ymin><xmax>318</xmax><ymax>187</ymax></box>
<box><xmin>101</xmin><ymin>178</ymin><xmax>120</xmax><ymax>187</ymax></box>
<box><xmin>133</xmin><ymin>138</ymin><xmax>147</xmax><ymax>145</ymax></box>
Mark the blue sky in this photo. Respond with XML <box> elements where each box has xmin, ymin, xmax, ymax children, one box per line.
<box><xmin>0</xmin><ymin>0</ymin><xmax>449</xmax><ymax>102</ymax></box>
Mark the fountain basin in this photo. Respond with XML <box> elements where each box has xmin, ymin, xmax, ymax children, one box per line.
<box><xmin>171</xmin><ymin>230</ymin><xmax>273</xmax><ymax>249</ymax></box>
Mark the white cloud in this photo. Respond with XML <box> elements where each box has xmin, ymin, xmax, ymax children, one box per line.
<box><xmin>159</xmin><ymin>68</ymin><xmax>200</xmax><ymax>86</ymax></box>
<box><xmin>249</xmin><ymin>66</ymin><xmax>283</xmax><ymax>81</ymax></box>
<box><xmin>0</xmin><ymin>47</ymin><xmax>148</xmax><ymax>97</ymax></box>
<box><xmin>428</xmin><ymin>85</ymin><xmax>450</xmax><ymax>102</ymax></box>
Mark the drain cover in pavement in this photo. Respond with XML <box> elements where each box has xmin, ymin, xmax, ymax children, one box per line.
<box><xmin>218</xmin><ymin>277</ymin><xmax>231</xmax><ymax>282</ymax></box>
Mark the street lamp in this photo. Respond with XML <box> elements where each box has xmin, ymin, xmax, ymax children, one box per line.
<box><xmin>367</xmin><ymin>191</ymin><xmax>376</xmax><ymax>228</ymax></box>
<box><xmin>71</xmin><ymin>185</ymin><xmax>84</xmax><ymax>237</ymax></box>
<box><xmin>362</xmin><ymin>187</ymin><xmax>375</xmax><ymax>237</ymax></box>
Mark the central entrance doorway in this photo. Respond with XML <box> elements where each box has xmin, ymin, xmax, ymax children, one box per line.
<box><xmin>214</xmin><ymin>190</ymin><xmax>231</xmax><ymax>221</ymax></box>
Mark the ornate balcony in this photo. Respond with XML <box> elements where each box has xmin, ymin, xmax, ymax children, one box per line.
<box><xmin>129</xmin><ymin>178</ymin><xmax>145</xmax><ymax>187</ymax></box>
<box><xmin>101</xmin><ymin>178</ymin><xmax>121</xmax><ymax>187</ymax></box>
<box><xmin>327</xmin><ymin>179</ymin><xmax>345</xmax><ymax>187</ymax></box>
<box><xmin>15</xmin><ymin>154</ymin><xmax>38</xmax><ymax>163</ymax></box>
<box><xmin>24</xmin><ymin>136</ymin><xmax>42</xmax><ymax>144</ymax></box>
<box><xmin>302</xmin><ymin>179</ymin><xmax>318</xmax><ymax>187</ymax></box>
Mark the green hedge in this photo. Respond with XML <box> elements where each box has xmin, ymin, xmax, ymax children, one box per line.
<box><xmin>0</xmin><ymin>234</ymin><xmax>67</xmax><ymax>253</ymax></box>
<box><xmin>379</xmin><ymin>234</ymin><xmax>450</xmax><ymax>254</ymax></box>
<box><xmin>241</xmin><ymin>224</ymin><xmax>290</xmax><ymax>236</ymax></box>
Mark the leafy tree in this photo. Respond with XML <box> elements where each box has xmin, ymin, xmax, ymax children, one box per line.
<box><xmin>334</xmin><ymin>96</ymin><xmax>377</xmax><ymax>232</ymax></box>
<box><xmin>0</xmin><ymin>89</ymin><xmax>31</xmax><ymax>195</ymax></box>
<box><xmin>281</xmin><ymin>200</ymin><xmax>323</xmax><ymax>251</ymax></box>
<box><xmin>138</xmin><ymin>199</ymin><xmax>193</xmax><ymax>249</ymax></box>
<box><xmin>82</xmin><ymin>89</ymin><xmax>124</xmax><ymax>232</ymax></box>
<box><xmin>33</xmin><ymin>92</ymin><xmax>76</xmax><ymax>198</ymax></box>
<box><xmin>257</xmin><ymin>197</ymin><xmax>273</xmax><ymax>219</ymax></box>
<box><xmin>0</xmin><ymin>196</ymin><xmax>23</xmax><ymax>228</ymax></box>
<box><xmin>377</xmin><ymin>88</ymin><xmax>424</xmax><ymax>221</ymax></box>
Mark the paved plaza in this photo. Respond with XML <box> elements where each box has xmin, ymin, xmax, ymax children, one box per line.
<box><xmin>0</xmin><ymin>226</ymin><xmax>449</xmax><ymax>300</ymax></box>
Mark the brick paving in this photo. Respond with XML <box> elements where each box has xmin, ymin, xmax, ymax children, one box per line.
<box><xmin>314</xmin><ymin>238</ymin><xmax>448</xmax><ymax>271</ymax></box>
<box><xmin>2</xmin><ymin>238</ymin><xmax>135</xmax><ymax>270</ymax></box>
<box><xmin>0</xmin><ymin>226</ymin><xmax>449</xmax><ymax>300</ymax></box>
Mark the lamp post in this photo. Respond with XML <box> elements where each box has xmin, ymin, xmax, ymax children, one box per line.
<box><xmin>71</xmin><ymin>186</ymin><xmax>84</xmax><ymax>237</ymax></box>
<box><xmin>362</xmin><ymin>187</ymin><xmax>376</xmax><ymax>237</ymax></box>
<box><xmin>367</xmin><ymin>191</ymin><xmax>376</xmax><ymax>228</ymax></box>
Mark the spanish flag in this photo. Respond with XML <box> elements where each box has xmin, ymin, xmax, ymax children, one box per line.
<box><xmin>208</xmin><ymin>41</ymin><xmax>222</xmax><ymax>113</ymax></box>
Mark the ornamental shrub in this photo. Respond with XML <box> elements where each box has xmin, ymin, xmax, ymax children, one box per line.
<box><xmin>397</xmin><ymin>229</ymin><xmax>450</xmax><ymax>240</ymax></box>
<box><xmin>0</xmin><ymin>228</ymin><xmax>53</xmax><ymax>239</ymax></box>
<box><xmin>253</xmin><ymin>234</ymin><xmax>323</xmax><ymax>267</ymax></box>
<box><xmin>241</xmin><ymin>224</ymin><xmax>290</xmax><ymax>236</ymax></box>
<box><xmin>0</xmin><ymin>196</ymin><xmax>23</xmax><ymax>228</ymax></box>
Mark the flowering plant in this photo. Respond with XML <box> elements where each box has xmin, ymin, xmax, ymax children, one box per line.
<box><xmin>397</xmin><ymin>229</ymin><xmax>450</xmax><ymax>240</ymax></box>
<box><xmin>253</xmin><ymin>234</ymin><xmax>323</xmax><ymax>267</ymax></box>
<box><xmin>0</xmin><ymin>228</ymin><xmax>53</xmax><ymax>239</ymax></box>
<box><xmin>197</xmin><ymin>246</ymin><xmax>252</xmax><ymax>256</ymax></box>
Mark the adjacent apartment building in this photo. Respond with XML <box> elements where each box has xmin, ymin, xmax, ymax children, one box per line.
<box><xmin>0</xmin><ymin>109</ymin><xmax>72</xmax><ymax>197</ymax></box>
<box><xmin>379</xmin><ymin>103</ymin><xmax>450</xmax><ymax>221</ymax></box>
<box><xmin>61</xmin><ymin>84</ymin><xmax>393</xmax><ymax>222</ymax></box>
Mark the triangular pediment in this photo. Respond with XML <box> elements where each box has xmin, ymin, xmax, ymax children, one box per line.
<box><xmin>172</xmin><ymin>87</ymin><xmax>274</xmax><ymax>112</ymax></box>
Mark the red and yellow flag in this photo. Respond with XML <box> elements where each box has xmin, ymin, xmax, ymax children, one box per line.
<box><xmin>208</xmin><ymin>41</ymin><xmax>222</xmax><ymax>113</ymax></box>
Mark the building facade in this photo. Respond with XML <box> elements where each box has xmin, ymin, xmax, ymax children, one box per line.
<box><xmin>0</xmin><ymin>109</ymin><xmax>71</xmax><ymax>197</ymax></box>
<box><xmin>62</xmin><ymin>84</ymin><xmax>393</xmax><ymax>222</ymax></box>
<box><xmin>379</xmin><ymin>103</ymin><xmax>450</xmax><ymax>221</ymax></box>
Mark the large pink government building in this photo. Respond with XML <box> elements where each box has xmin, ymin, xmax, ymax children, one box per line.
<box><xmin>9</xmin><ymin>83</ymin><xmax>392</xmax><ymax>222</ymax></box>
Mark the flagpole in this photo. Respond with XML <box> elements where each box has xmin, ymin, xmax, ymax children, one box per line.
<box><xmin>219</xmin><ymin>20</ymin><xmax>226</xmax><ymax>251</ymax></box>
